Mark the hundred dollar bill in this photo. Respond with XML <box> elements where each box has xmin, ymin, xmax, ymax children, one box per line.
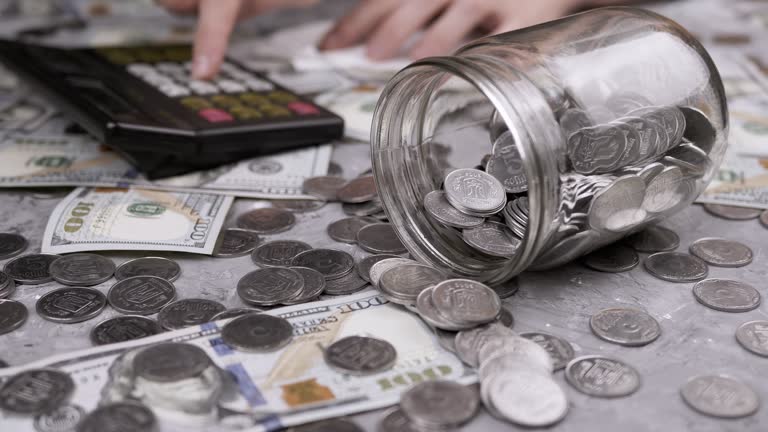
<box><xmin>41</xmin><ymin>187</ymin><xmax>233</xmax><ymax>254</ymax></box>
<box><xmin>0</xmin><ymin>134</ymin><xmax>333</xmax><ymax>199</ymax></box>
<box><xmin>0</xmin><ymin>291</ymin><xmax>472</xmax><ymax>432</ymax></box>
<box><xmin>697</xmin><ymin>150</ymin><xmax>768</xmax><ymax>209</ymax></box>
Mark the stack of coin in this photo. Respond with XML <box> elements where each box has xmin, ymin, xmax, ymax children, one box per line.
<box><xmin>502</xmin><ymin>197</ymin><xmax>529</xmax><ymax>238</ymax></box>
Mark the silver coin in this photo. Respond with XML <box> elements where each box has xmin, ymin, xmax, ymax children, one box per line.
<box><xmin>286</xmin><ymin>418</ymin><xmax>363</xmax><ymax>432</ymax></box>
<box><xmin>292</xmin><ymin>249</ymin><xmax>355</xmax><ymax>279</ymax></box>
<box><xmin>157</xmin><ymin>298</ymin><xmax>227</xmax><ymax>330</ymax></box>
<box><xmin>356</xmin><ymin>223</ymin><xmax>407</xmax><ymax>254</ymax></box>
<box><xmin>49</xmin><ymin>253</ymin><xmax>115</xmax><ymax>286</ymax></box>
<box><xmin>0</xmin><ymin>299</ymin><xmax>28</xmax><ymax>335</ymax></box>
<box><xmin>735</xmin><ymin>320</ymin><xmax>768</xmax><ymax>357</ymax></box>
<box><xmin>378</xmin><ymin>408</ymin><xmax>424</xmax><ymax>432</ymax></box>
<box><xmin>89</xmin><ymin>315</ymin><xmax>161</xmax><ymax>346</ymax></box>
<box><xmin>356</xmin><ymin>254</ymin><xmax>400</xmax><ymax>282</ymax></box>
<box><xmin>212</xmin><ymin>228</ymin><xmax>261</xmax><ymax>258</ymax></box>
<box><xmin>3</xmin><ymin>253</ymin><xmax>60</xmax><ymax>285</ymax></box>
<box><xmin>423</xmin><ymin>190</ymin><xmax>484</xmax><ymax>229</ymax></box>
<box><xmin>107</xmin><ymin>276</ymin><xmax>177</xmax><ymax>315</ymax></box>
<box><xmin>336</xmin><ymin>175</ymin><xmax>377</xmax><ymax>203</ymax></box>
<box><xmin>378</xmin><ymin>264</ymin><xmax>445</xmax><ymax>305</ymax></box>
<box><xmin>590</xmin><ymin>308</ymin><xmax>661</xmax><ymax>346</ymax></box>
<box><xmin>251</xmin><ymin>240</ymin><xmax>311</xmax><ymax>267</ymax></box>
<box><xmin>760</xmin><ymin>210</ymin><xmax>768</xmax><ymax>229</ymax></box>
<box><xmin>703</xmin><ymin>204</ymin><xmax>762</xmax><ymax>220</ymax></box>
<box><xmin>134</xmin><ymin>343</ymin><xmax>211</xmax><ymax>382</ymax></box>
<box><xmin>368</xmin><ymin>257</ymin><xmax>414</xmax><ymax>288</ymax></box>
<box><xmin>222</xmin><ymin>313</ymin><xmax>293</xmax><ymax>352</ymax></box>
<box><xmin>271</xmin><ymin>199</ymin><xmax>326</xmax><ymax>213</ymax></box>
<box><xmin>565</xmin><ymin>355</ymin><xmax>641</xmax><ymax>398</ymax></box>
<box><xmin>520</xmin><ymin>332</ymin><xmax>576</xmax><ymax>370</ymax></box>
<box><xmin>0</xmin><ymin>369</ymin><xmax>74</xmax><ymax>414</ymax></box>
<box><xmin>568</xmin><ymin>123</ymin><xmax>634</xmax><ymax>174</ymax></box>
<box><xmin>416</xmin><ymin>287</ymin><xmax>473</xmax><ymax>331</ymax></box>
<box><xmin>559</xmin><ymin>107</ymin><xmax>592</xmax><ymax>138</ymax></box>
<box><xmin>486</xmin><ymin>370</ymin><xmax>568</xmax><ymax>427</ymax></box>
<box><xmin>324</xmin><ymin>271</ymin><xmax>368</xmax><ymax>296</ymax></box>
<box><xmin>444</xmin><ymin>168</ymin><xmax>506</xmax><ymax>216</ymax></box>
<box><xmin>303</xmin><ymin>176</ymin><xmax>347</xmax><ymax>200</ymax></box>
<box><xmin>284</xmin><ymin>267</ymin><xmax>326</xmax><ymax>304</ymax></box>
<box><xmin>400</xmin><ymin>380</ymin><xmax>479</xmax><ymax>428</ymax></box>
<box><xmin>664</xmin><ymin>143</ymin><xmax>711</xmax><ymax>177</ymax></box>
<box><xmin>327</xmin><ymin>217</ymin><xmax>378</xmax><ymax>244</ymax></box>
<box><xmin>689</xmin><ymin>238</ymin><xmax>753</xmax><ymax>268</ymax></box>
<box><xmin>486</xmin><ymin>131</ymin><xmax>528</xmax><ymax>193</ymax></box>
<box><xmin>37</xmin><ymin>287</ymin><xmax>107</xmax><ymax>324</ymax></box>
<box><xmin>114</xmin><ymin>257</ymin><xmax>181</xmax><ymax>282</ymax></box>
<box><xmin>477</xmin><ymin>334</ymin><xmax>554</xmax><ymax>374</ymax></box>
<box><xmin>641</xmin><ymin>166</ymin><xmax>685</xmax><ymax>214</ymax></box>
<box><xmin>455</xmin><ymin>324</ymin><xmax>513</xmax><ymax>367</ymax></box>
<box><xmin>0</xmin><ymin>270</ymin><xmax>16</xmax><ymax>299</ymax></box>
<box><xmin>681</xmin><ymin>375</ymin><xmax>759</xmax><ymax>419</ymax></box>
<box><xmin>237</xmin><ymin>267</ymin><xmax>304</xmax><ymax>306</ymax></box>
<box><xmin>493</xmin><ymin>279</ymin><xmax>519</xmax><ymax>299</ymax></box>
<box><xmin>692</xmin><ymin>279</ymin><xmax>760</xmax><ymax>313</ymax></box>
<box><xmin>624</xmin><ymin>225</ymin><xmax>679</xmax><ymax>252</ymax></box>
<box><xmin>462</xmin><ymin>221</ymin><xmax>520</xmax><ymax>258</ymax></box>
<box><xmin>324</xmin><ymin>335</ymin><xmax>397</xmax><ymax>375</ymax></box>
<box><xmin>583</xmin><ymin>244</ymin><xmax>639</xmax><ymax>273</ymax></box>
<box><xmin>431</xmin><ymin>279</ymin><xmax>501</xmax><ymax>326</ymax></box>
<box><xmin>644</xmin><ymin>252</ymin><xmax>708</xmax><ymax>282</ymax></box>
<box><xmin>588</xmin><ymin>176</ymin><xmax>647</xmax><ymax>233</ymax></box>
<box><xmin>0</xmin><ymin>232</ymin><xmax>28</xmax><ymax>260</ymax></box>
<box><xmin>35</xmin><ymin>404</ymin><xmax>85</xmax><ymax>432</ymax></box>
<box><xmin>680</xmin><ymin>106</ymin><xmax>716</xmax><ymax>153</ymax></box>
<box><xmin>76</xmin><ymin>402</ymin><xmax>157</xmax><ymax>432</ymax></box>
<box><xmin>342</xmin><ymin>199</ymin><xmax>383</xmax><ymax>217</ymax></box>
<box><xmin>211</xmin><ymin>307</ymin><xmax>264</xmax><ymax>321</ymax></box>
<box><xmin>496</xmin><ymin>306</ymin><xmax>515</xmax><ymax>327</ymax></box>
<box><xmin>236</xmin><ymin>208</ymin><xmax>296</xmax><ymax>234</ymax></box>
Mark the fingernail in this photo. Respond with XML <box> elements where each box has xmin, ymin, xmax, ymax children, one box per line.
<box><xmin>192</xmin><ymin>54</ymin><xmax>211</xmax><ymax>79</ymax></box>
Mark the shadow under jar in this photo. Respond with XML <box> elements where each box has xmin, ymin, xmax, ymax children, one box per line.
<box><xmin>371</xmin><ymin>7</ymin><xmax>727</xmax><ymax>284</ymax></box>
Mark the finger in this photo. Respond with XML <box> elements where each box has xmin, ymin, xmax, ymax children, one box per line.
<box><xmin>409</xmin><ymin>2</ymin><xmax>489</xmax><ymax>59</ymax></box>
<box><xmin>319</xmin><ymin>0</ymin><xmax>398</xmax><ymax>51</ymax></box>
<box><xmin>192</xmin><ymin>0</ymin><xmax>241</xmax><ymax>79</ymax></box>
<box><xmin>366</xmin><ymin>0</ymin><xmax>449</xmax><ymax>60</ymax></box>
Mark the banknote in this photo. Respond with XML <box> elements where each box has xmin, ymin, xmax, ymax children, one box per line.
<box><xmin>0</xmin><ymin>134</ymin><xmax>333</xmax><ymax>199</ymax></box>
<box><xmin>697</xmin><ymin>150</ymin><xmax>768</xmax><ymax>209</ymax></box>
<box><xmin>41</xmin><ymin>187</ymin><xmax>233</xmax><ymax>254</ymax></box>
<box><xmin>315</xmin><ymin>85</ymin><xmax>382</xmax><ymax>142</ymax></box>
<box><xmin>0</xmin><ymin>291</ymin><xmax>473</xmax><ymax>432</ymax></box>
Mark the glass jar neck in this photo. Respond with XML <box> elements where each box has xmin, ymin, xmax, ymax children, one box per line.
<box><xmin>372</xmin><ymin>52</ymin><xmax>563</xmax><ymax>284</ymax></box>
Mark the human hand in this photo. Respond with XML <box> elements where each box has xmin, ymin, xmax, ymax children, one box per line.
<box><xmin>158</xmin><ymin>0</ymin><xmax>319</xmax><ymax>79</ymax></box>
<box><xmin>319</xmin><ymin>0</ymin><xmax>585</xmax><ymax>61</ymax></box>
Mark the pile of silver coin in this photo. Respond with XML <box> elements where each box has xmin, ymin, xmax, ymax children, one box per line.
<box><xmin>424</xmin><ymin>99</ymin><xmax>720</xmax><ymax>269</ymax></box>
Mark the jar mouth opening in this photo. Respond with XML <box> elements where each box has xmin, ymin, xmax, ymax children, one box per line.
<box><xmin>371</xmin><ymin>56</ymin><xmax>561</xmax><ymax>284</ymax></box>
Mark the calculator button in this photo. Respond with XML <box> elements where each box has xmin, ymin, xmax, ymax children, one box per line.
<box><xmin>198</xmin><ymin>108</ymin><xmax>234</xmax><ymax>123</ymax></box>
<box><xmin>287</xmin><ymin>101</ymin><xmax>320</xmax><ymax>115</ymax></box>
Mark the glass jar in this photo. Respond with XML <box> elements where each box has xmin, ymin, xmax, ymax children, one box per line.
<box><xmin>371</xmin><ymin>7</ymin><xmax>727</xmax><ymax>285</ymax></box>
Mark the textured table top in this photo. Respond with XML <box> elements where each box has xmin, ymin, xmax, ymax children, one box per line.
<box><xmin>2</xmin><ymin>1</ymin><xmax>768</xmax><ymax>431</ymax></box>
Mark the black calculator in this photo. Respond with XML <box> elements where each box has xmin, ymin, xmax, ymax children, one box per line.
<box><xmin>0</xmin><ymin>41</ymin><xmax>344</xmax><ymax>179</ymax></box>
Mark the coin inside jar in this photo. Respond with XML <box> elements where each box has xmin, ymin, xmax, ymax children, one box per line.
<box><xmin>423</xmin><ymin>191</ymin><xmax>484</xmax><ymax>229</ymax></box>
<box><xmin>221</xmin><ymin>313</ymin><xmax>293</xmax><ymax>352</ymax></box>
<box><xmin>323</xmin><ymin>336</ymin><xmax>397</xmax><ymax>375</ymax></box>
<box><xmin>444</xmin><ymin>168</ymin><xmax>506</xmax><ymax>216</ymax></box>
